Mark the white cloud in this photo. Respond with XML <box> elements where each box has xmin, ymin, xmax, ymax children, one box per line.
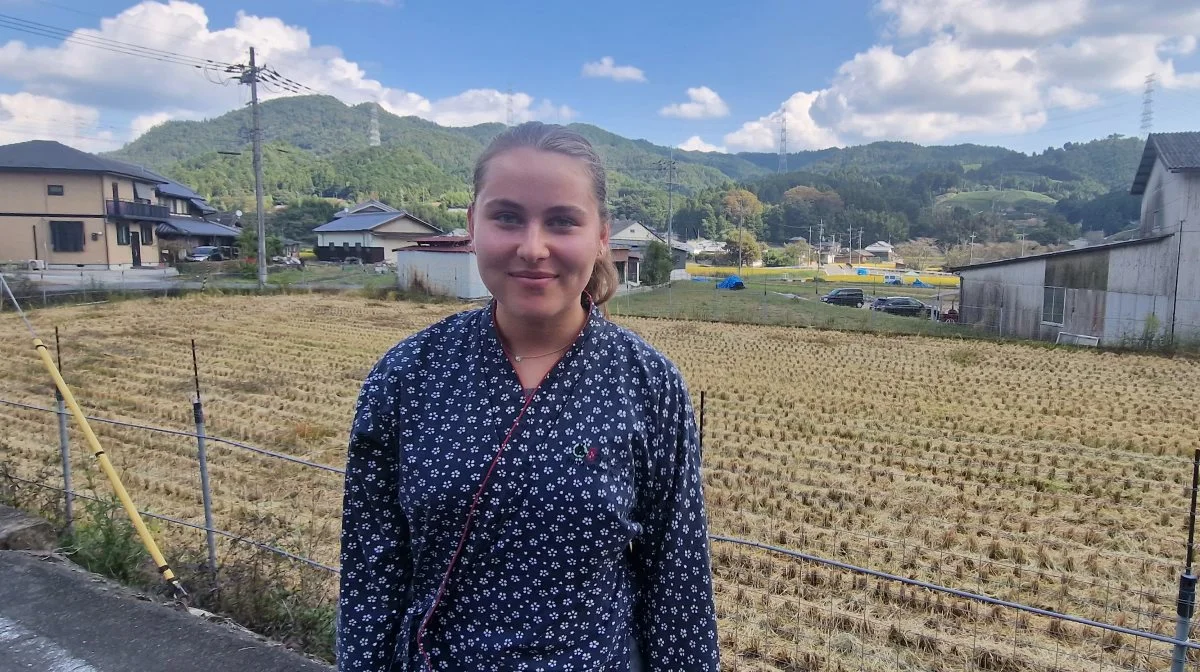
<box><xmin>877</xmin><ymin>0</ymin><xmax>1090</xmax><ymax>45</ymax></box>
<box><xmin>0</xmin><ymin>0</ymin><xmax>573</xmax><ymax>144</ymax></box>
<box><xmin>1045</xmin><ymin>86</ymin><xmax>1100</xmax><ymax>110</ymax></box>
<box><xmin>659</xmin><ymin>87</ymin><xmax>729</xmax><ymax>119</ymax></box>
<box><xmin>0</xmin><ymin>92</ymin><xmax>118</xmax><ymax>152</ymax></box>
<box><xmin>581</xmin><ymin>57</ymin><xmax>646</xmax><ymax>83</ymax></box>
<box><xmin>427</xmin><ymin>89</ymin><xmax>575</xmax><ymax>127</ymax></box>
<box><xmin>724</xmin><ymin>0</ymin><xmax>1200</xmax><ymax>149</ymax></box>
<box><xmin>725</xmin><ymin>92</ymin><xmax>841</xmax><ymax>152</ymax></box>
<box><xmin>677</xmin><ymin>136</ymin><xmax>726</xmax><ymax>153</ymax></box>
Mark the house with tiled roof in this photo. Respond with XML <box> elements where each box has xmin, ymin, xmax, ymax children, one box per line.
<box><xmin>313</xmin><ymin>201</ymin><xmax>441</xmax><ymax>263</ymax></box>
<box><xmin>0</xmin><ymin>140</ymin><xmax>235</xmax><ymax>269</ymax></box>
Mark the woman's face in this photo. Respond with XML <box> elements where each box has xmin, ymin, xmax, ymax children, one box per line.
<box><xmin>469</xmin><ymin>147</ymin><xmax>607</xmax><ymax>324</ymax></box>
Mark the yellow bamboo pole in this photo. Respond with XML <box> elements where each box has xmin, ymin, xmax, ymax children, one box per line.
<box><xmin>1</xmin><ymin>274</ymin><xmax>185</xmax><ymax>598</ymax></box>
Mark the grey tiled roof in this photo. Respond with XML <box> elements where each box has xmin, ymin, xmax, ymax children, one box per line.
<box><xmin>314</xmin><ymin>211</ymin><xmax>438</xmax><ymax>233</ymax></box>
<box><xmin>0</xmin><ymin>140</ymin><xmax>158</xmax><ymax>181</ymax></box>
<box><xmin>1131</xmin><ymin>132</ymin><xmax>1200</xmax><ymax>195</ymax></box>
<box><xmin>157</xmin><ymin>217</ymin><xmax>241</xmax><ymax>238</ymax></box>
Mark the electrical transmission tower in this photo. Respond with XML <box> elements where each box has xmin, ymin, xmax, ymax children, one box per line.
<box><xmin>657</xmin><ymin>152</ymin><xmax>678</xmax><ymax>249</ymax></box>
<box><xmin>778</xmin><ymin>115</ymin><xmax>788</xmax><ymax>173</ymax></box>
<box><xmin>368</xmin><ymin>102</ymin><xmax>381</xmax><ymax>147</ymax></box>
<box><xmin>1141</xmin><ymin>73</ymin><xmax>1156</xmax><ymax>136</ymax></box>
<box><xmin>506</xmin><ymin>86</ymin><xmax>515</xmax><ymax>127</ymax></box>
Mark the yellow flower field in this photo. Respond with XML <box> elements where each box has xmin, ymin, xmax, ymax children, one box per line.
<box><xmin>1</xmin><ymin>293</ymin><xmax>1198</xmax><ymax>670</ymax></box>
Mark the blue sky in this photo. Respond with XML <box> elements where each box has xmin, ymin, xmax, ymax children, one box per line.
<box><xmin>0</xmin><ymin>0</ymin><xmax>1197</xmax><ymax>156</ymax></box>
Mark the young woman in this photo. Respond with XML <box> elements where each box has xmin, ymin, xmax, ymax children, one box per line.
<box><xmin>336</xmin><ymin>122</ymin><xmax>719</xmax><ymax>671</ymax></box>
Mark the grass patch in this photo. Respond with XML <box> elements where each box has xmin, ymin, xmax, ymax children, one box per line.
<box><xmin>610</xmin><ymin>280</ymin><xmax>978</xmax><ymax>341</ymax></box>
<box><xmin>937</xmin><ymin>190</ymin><xmax>1057</xmax><ymax>213</ymax></box>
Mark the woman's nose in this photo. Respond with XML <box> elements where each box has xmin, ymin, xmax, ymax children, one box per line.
<box><xmin>516</xmin><ymin>222</ymin><xmax>550</xmax><ymax>262</ymax></box>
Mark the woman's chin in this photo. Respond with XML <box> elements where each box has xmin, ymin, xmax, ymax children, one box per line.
<box><xmin>495</xmin><ymin>290</ymin><xmax>576</xmax><ymax>323</ymax></box>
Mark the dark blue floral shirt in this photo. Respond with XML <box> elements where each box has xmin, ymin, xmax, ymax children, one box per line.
<box><xmin>336</xmin><ymin>303</ymin><xmax>719</xmax><ymax>671</ymax></box>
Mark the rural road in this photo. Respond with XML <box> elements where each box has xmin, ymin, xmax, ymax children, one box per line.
<box><xmin>0</xmin><ymin>551</ymin><xmax>333</xmax><ymax>672</ymax></box>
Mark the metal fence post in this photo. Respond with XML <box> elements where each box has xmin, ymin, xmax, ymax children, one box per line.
<box><xmin>1171</xmin><ymin>449</ymin><xmax>1200</xmax><ymax>672</ymax></box>
<box><xmin>54</xmin><ymin>327</ymin><xmax>73</xmax><ymax>537</ymax></box>
<box><xmin>192</xmin><ymin>340</ymin><xmax>218</xmax><ymax>580</ymax></box>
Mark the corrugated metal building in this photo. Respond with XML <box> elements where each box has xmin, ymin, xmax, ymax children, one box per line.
<box><xmin>394</xmin><ymin>236</ymin><xmax>489</xmax><ymax>300</ymax></box>
<box><xmin>951</xmin><ymin>132</ymin><xmax>1200</xmax><ymax>347</ymax></box>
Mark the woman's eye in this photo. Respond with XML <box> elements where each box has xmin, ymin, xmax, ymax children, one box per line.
<box><xmin>494</xmin><ymin>212</ymin><xmax>519</xmax><ymax>225</ymax></box>
<box><xmin>549</xmin><ymin>217</ymin><xmax>577</xmax><ymax>228</ymax></box>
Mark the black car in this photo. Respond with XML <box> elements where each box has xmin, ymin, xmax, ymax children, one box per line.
<box><xmin>820</xmin><ymin>287</ymin><xmax>865</xmax><ymax>308</ymax></box>
<box><xmin>872</xmin><ymin>296</ymin><xmax>929</xmax><ymax>317</ymax></box>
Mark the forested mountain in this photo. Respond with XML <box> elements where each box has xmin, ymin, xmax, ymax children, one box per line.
<box><xmin>99</xmin><ymin>95</ymin><xmax>1147</xmax><ymax>249</ymax></box>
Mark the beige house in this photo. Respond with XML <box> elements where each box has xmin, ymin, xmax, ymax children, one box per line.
<box><xmin>314</xmin><ymin>201</ymin><xmax>441</xmax><ymax>263</ymax></box>
<box><xmin>0</xmin><ymin>140</ymin><xmax>221</xmax><ymax>270</ymax></box>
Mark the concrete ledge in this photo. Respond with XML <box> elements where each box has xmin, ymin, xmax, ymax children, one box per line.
<box><xmin>0</xmin><ymin>506</ymin><xmax>56</xmax><ymax>551</ymax></box>
<box><xmin>0</xmin><ymin>550</ymin><xmax>334</xmax><ymax>671</ymax></box>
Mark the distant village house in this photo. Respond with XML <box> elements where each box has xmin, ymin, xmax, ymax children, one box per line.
<box><xmin>0</xmin><ymin>140</ymin><xmax>236</xmax><ymax>269</ymax></box>
<box><xmin>313</xmin><ymin>200</ymin><xmax>441</xmax><ymax>263</ymax></box>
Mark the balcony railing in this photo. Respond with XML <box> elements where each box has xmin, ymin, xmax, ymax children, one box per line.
<box><xmin>106</xmin><ymin>200</ymin><xmax>170</xmax><ymax>220</ymax></box>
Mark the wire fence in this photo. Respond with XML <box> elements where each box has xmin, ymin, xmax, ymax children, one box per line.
<box><xmin>4</xmin><ymin>386</ymin><xmax>1200</xmax><ymax>671</ymax></box>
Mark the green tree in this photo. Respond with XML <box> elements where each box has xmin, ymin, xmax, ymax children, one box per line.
<box><xmin>237</xmin><ymin>227</ymin><xmax>284</xmax><ymax>259</ymax></box>
<box><xmin>641</xmin><ymin>240</ymin><xmax>674</xmax><ymax>285</ymax></box>
<box><xmin>724</xmin><ymin>229</ymin><xmax>761</xmax><ymax>267</ymax></box>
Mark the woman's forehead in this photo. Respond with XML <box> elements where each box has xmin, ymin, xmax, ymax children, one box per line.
<box><xmin>479</xmin><ymin>148</ymin><xmax>596</xmax><ymax>208</ymax></box>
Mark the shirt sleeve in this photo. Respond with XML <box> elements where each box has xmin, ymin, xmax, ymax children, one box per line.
<box><xmin>337</xmin><ymin>361</ymin><xmax>411</xmax><ymax>671</ymax></box>
<box><xmin>631</xmin><ymin>367</ymin><xmax>720</xmax><ymax>671</ymax></box>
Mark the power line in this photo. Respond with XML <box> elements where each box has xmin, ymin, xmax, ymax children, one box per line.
<box><xmin>0</xmin><ymin>12</ymin><xmax>238</xmax><ymax>71</ymax></box>
<box><xmin>29</xmin><ymin>0</ymin><xmax>216</xmax><ymax>46</ymax></box>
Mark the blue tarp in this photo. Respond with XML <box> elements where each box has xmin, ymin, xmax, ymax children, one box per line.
<box><xmin>912</xmin><ymin>279</ymin><xmax>930</xmax><ymax>287</ymax></box>
<box><xmin>856</xmin><ymin>268</ymin><xmax>869</xmax><ymax>276</ymax></box>
<box><xmin>717</xmin><ymin>275</ymin><xmax>745</xmax><ymax>290</ymax></box>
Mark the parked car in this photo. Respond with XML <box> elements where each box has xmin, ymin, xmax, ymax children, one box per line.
<box><xmin>869</xmin><ymin>297</ymin><xmax>896</xmax><ymax>311</ymax></box>
<box><xmin>872</xmin><ymin>296</ymin><xmax>930</xmax><ymax>317</ymax></box>
<box><xmin>820</xmin><ymin>287</ymin><xmax>865</xmax><ymax>308</ymax></box>
<box><xmin>185</xmin><ymin>246</ymin><xmax>224</xmax><ymax>262</ymax></box>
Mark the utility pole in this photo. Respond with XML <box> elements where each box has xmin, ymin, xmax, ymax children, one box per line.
<box><xmin>818</xmin><ymin>219</ymin><xmax>825</xmax><ymax>266</ymax></box>
<box><xmin>240</xmin><ymin>47</ymin><xmax>267</xmax><ymax>290</ymax></box>
<box><xmin>848</xmin><ymin>223</ymin><xmax>853</xmax><ymax>265</ymax></box>
<box><xmin>969</xmin><ymin>233</ymin><xmax>977</xmax><ymax>266</ymax></box>
<box><xmin>736</xmin><ymin>214</ymin><xmax>744</xmax><ymax>276</ymax></box>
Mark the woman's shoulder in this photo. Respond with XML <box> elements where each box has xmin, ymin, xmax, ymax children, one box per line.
<box><xmin>370</xmin><ymin>306</ymin><xmax>485</xmax><ymax>376</ymax></box>
<box><xmin>595</xmin><ymin>317</ymin><xmax>685</xmax><ymax>389</ymax></box>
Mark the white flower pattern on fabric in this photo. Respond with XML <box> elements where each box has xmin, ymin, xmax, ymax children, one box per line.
<box><xmin>336</xmin><ymin>303</ymin><xmax>719</xmax><ymax>671</ymax></box>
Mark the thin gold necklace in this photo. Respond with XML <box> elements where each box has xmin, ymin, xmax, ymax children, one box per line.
<box><xmin>511</xmin><ymin>342</ymin><xmax>572</xmax><ymax>363</ymax></box>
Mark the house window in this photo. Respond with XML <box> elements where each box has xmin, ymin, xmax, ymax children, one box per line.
<box><xmin>47</xmin><ymin>185</ymin><xmax>64</xmax><ymax>196</ymax></box>
<box><xmin>49</xmin><ymin>221</ymin><xmax>84</xmax><ymax>252</ymax></box>
<box><xmin>1042</xmin><ymin>286</ymin><xmax>1065</xmax><ymax>325</ymax></box>
<box><xmin>116</xmin><ymin>223</ymin><xmax>130</xmax><ymax>245</ymax></box>
<box><xmin>140</xmin><ymin>223</ymin><xmax>154</xmax><ymax>243</ymax></box>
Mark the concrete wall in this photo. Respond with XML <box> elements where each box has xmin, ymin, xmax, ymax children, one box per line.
<box><xmin>1171</xmin><ymin>173</ymin><xmax>1200</xmax><ymax>343</ymax></box>
<box><xmin>374</xmin><ymin>216</ymin><xmax>437</xmax><ymax>236</ymax></box>
<box><xmin>1139</xmin><ymin>163</ymin><xmax>1200</xmax><ymax>343</ymax></box>
<box><xmin>1103</xmin><ymin>237</ymin><xmax>1175</xmax><ymax>345</ymax></box>
<box><xmin>395</xmin><ymin>251</ymin><xmax>489</xmax><ymax>299</ymax></box>
<box><xmin>958</xmin><ymin>258</ymin><xmax>1045</xmax><ymax>338</ymax></box>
